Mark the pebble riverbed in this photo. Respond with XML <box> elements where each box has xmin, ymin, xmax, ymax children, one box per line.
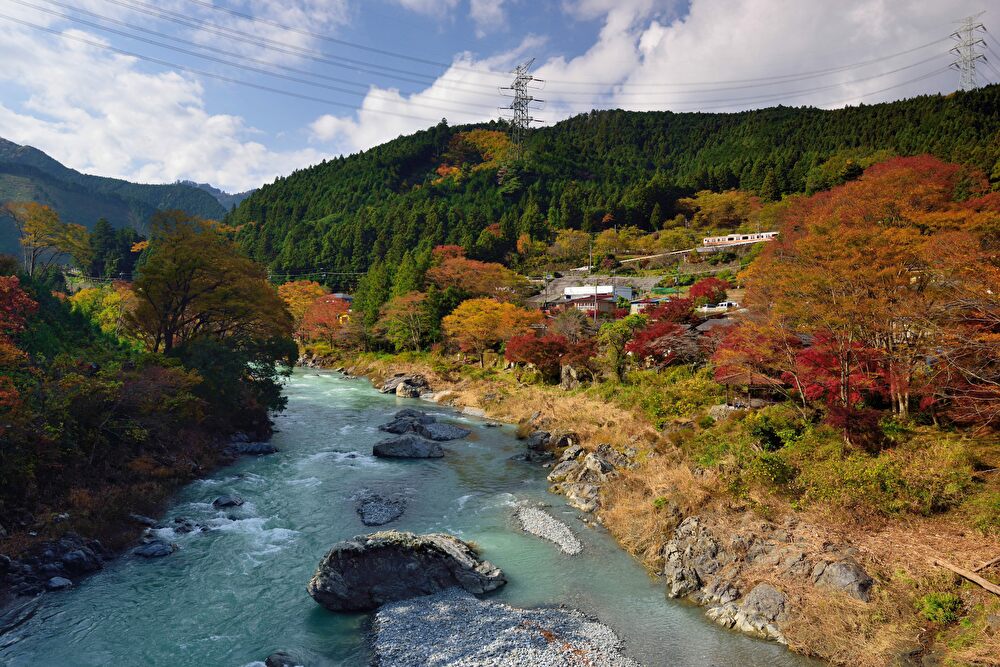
<box><xmin>373</xmin><ymin>588</ymin><xmax>640</xmax><ymax>666</ymax></box>
<box><xmin>514</xmin><ymin>507</ymin><xmax>583</xmax><ymax>556</ymax></box>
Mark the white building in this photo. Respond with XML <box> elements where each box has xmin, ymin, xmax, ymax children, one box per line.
<box><xmin>563</xmin><ymin>285</ymin><xmax>633</xmax><ymax>301</ymax></box>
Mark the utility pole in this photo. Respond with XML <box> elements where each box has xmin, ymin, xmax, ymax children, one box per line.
<box><xmin>500</xmin><ymin>59</ymin><xmax>544</xmax><ymax>159</ymax></box>
<box><xmin>951</xmin><ymin>13</ymin><xmax>986</xmax><ymax>91</ymax></box>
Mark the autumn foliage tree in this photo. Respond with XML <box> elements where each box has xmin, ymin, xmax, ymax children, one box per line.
<box><xmin>442</xmin><ymin>298</ymin><xmax>541</xmax><ymax>365</ymax></box>
<box><xmin>278</xmin><ymin>280</ymin><xmax>329</xmax><ymax>326</ymax></box>
<box><xmin>737</xmin><ymin>155</ymin><xmax>1000</xmax><ymax>439</ymax></box>
<box><xmin>426</xmin><ymin>256</ymin><xmax>530</xmax><ymax>303</ymax></box>
<box><xmin>688</xmin><ymin>277</ymin><xmax>729</xmax><ymax>305</ymax></box>
<box><xmin>626</xmin><ymin>321</ymin><xmax>698</xmax><ymax>368</ymax></box>
<box><xmin>299</xmin><ymin>295</ymin><xmax>350</xmax><ymax>345</ymax></box>
<box><xmin>505</xmin><ymin>334</ymin><xmax>570</xmax><ymax>382</ymax></box>
<box><xmin>3</xmin><ymin>201</ymin><xmax>92</xmax><ymax>276</ymax></box>
<box><xmin>0</xmin><ymin>275</ymin><xmax>38</xmax><ymax>412</ymax></box>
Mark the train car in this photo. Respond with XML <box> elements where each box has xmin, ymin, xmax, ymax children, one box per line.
<box><xmin>701</xmin><ymin>231</ymin><xmax>779</xmax><ymax>247</ymax></box>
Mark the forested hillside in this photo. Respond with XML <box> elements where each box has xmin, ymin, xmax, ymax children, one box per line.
<box><xmin>0</xmin><ymin>138</ymin><xmax>226</xmax><ymax>255</ymax></box>
<box><xmin>230</xmin><ymin>86</ymin><xmax>1000</xmax><ymax>279</ymax></box>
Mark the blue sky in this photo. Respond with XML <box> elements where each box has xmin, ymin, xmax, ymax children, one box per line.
<box><xmin>0</xmin><ymin>0</ymin><xmax>992</xmax><ymax>192</ymax></box>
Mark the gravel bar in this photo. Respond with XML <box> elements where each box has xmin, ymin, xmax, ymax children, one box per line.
<box><xmin>515</xmin><ymin>507</ymin><xmax>582</xmax><ymax>555</ymax></box>
<box><xmin>372</xmin><ymin>588</ymin><xmax>641</xmax><ymax>666</ymax></box>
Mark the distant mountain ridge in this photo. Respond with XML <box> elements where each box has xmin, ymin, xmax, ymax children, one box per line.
<box><xmin>0</xmin><ymin>137</ymin><xmax>227</xmax><ymax>254</ymax></box>
<box><xmin>180</xmin><ymin>180</ymin><xmax>255</xmax><ymax>210</ymax></box>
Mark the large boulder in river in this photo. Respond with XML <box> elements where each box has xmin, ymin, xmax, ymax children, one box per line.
<box><xmin>307</xmin><ymin>531</ymin><xmax>506</xmax><ymax>611</ymax></box>
<box><xmin>373</xmin><ymin>433</ymin><xmax>444</xmax><ymax>458</ymax></box>
<box><xmin>380</xmin><ymin>374</ymin><xmax>429</xmax><ymax>395</ymax></box>
<box><xmin>378</xmin><ymin>409</ymin><xmax>470</xmax><ymax>441</ymax></box>
<box><xmin>416</xmin><ymin>422</ymin><xmax>471</xmax><ymax>441</ymax></box>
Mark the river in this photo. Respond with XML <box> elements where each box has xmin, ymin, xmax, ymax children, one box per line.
<box><xmin>1</xmin><ymin>370</ymin><xmax>813</xmax><ymax>666</ymax></box>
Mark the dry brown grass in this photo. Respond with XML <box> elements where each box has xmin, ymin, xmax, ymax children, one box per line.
<box><xmin>781</xmin><ymin>583</ymin><xmax>921</xmax><ymax>667</ymax></box>
<box><xmin>600</xmin><ymin>454</ymin><xmax>717</xmax><ymax>569</ymax></box>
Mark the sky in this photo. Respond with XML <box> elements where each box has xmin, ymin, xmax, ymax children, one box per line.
<box><xmin>0</xmin><ymin>0</ymin><xmax>996</xmax><ymax>193</ymax></box>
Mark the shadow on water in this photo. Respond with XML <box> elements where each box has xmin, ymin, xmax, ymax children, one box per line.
<box><xmin>0</xmin><ymin>370</ymin><xmax>818</xmax><ymax>666</ymax></box>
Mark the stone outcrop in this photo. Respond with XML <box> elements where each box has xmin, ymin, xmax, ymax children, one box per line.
<box><xmin>372</xmin><ymin>433</ymin><xmax>444</xmax><ymax>459</ymax></box>
<box><xmin>212</xmin><ymin>495</ymin><xmax>244</xmax><ymax>509</ymax></box>
<box><xmin>812</xmin><ymin>559</ymin><xmax>874</xmax><ymax>601</ymax></box>
<box><xmin>659</xmin><ymin>513</ymin><xmax>877</xmax><ymax>644</ymax></box>
<box><xmin>380</xmin><ymin>374</ymin><xmax>429</xmax><ymax>397</ymax></box>
<box><xmin>1</xmin><ymin>533</ymin><xmax>105</xmax><ymax>596</ymax></box>
<box><xmin>132</xmin><ymin>540</ymin><xmax>176</xmax><ymax>558</ymax></box>
<box><xmin>545</xmin><ymin>442</ymin><xmax>633</xmax><ymax>513</ymax></box>
<box><xmin>378</xmin><ymin>409</ymin><xmax>471</xmax><ymax>442</ymax></box>
<box><xmin>307</xmin><ymin>531</ymin><xmax>506</xmax><ymax>611</ymax></box>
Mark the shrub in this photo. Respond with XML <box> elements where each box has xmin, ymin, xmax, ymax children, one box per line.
<box><xmin>916</xmin><ymin>593</ymin><xmax>962</xmax><ymax>623</ymax></box>
<box><xmin>968</xmin><ymin>492</ymin><xmax>1000</xmax><ymax>537</ymax></box>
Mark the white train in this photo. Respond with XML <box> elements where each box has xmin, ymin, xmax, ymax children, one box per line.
<box><xmin>702</xmin><ymin>231</ymin><xmax>779</xmax><ymax>246</ymax></box>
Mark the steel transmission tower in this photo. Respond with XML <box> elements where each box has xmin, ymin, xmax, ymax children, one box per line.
<box><xmin>951</xmin><ymin>13</ymin><xmax>986</xmax><ymax>91</ymax></box>
<box><xmin>500</xmin><ymin>59</ymin><xmax>544</xmax><ymax>159</ymax></box>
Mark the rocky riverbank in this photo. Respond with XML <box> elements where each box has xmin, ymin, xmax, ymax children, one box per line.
<box><xmin>0</xmin><ymin>429</ymin><xmax>280</xmax><ymax>620</ymax></box>
<box><xmin>310</xmin><ymin>355</ymin><xmax>899</xmax><ymax>662</ymax></box>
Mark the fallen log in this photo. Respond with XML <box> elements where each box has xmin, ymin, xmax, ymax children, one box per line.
<box><xmin>931</xmin><ymin>558</ymin><xmax>1000</xmax><ymax>596</ymax></box>
<box><xmin>973</xmin><ymin>554</ymin><xmax>1000</xmax><ymax>573</ymax></box>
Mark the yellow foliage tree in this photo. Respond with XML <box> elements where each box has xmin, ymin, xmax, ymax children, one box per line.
<box><xmin>442</xmin><ymin>298</ymin><xmax>541</xmax><ymax>366</ymax></box>
<box><xmin>277</xmin><ymin>280</ymin><xmax>329</xmax><ymax>326</ymax></box>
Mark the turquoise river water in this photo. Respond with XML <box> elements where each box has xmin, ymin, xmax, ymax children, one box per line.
<box><xmin>1</xmin><ymin>370</ymin><xmax>815</xmax><ymax>666</ymax></box>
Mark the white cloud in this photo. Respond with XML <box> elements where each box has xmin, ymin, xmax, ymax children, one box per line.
<box><xmin>391</xmin><ymin>0</ymin><xmax>462</xmax><ymax>17</ymax></box>
<box><xmin>0</xmin><ymin>21</ymin><xmax>325</xmax><ymax>192</ymax></box>
<box><xmin>470</xmin><ymin>0</ymin><xmax>507</xmax><ymax>38</ymax></box>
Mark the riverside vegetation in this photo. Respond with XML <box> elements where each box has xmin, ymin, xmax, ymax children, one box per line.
<box><xmin>292</xmin><ymin>156</ymin><xmax>999</xmax><ymax>665</ymax></box>
<box><xmin>0</xmin><ymin>210</ymin><xmax>296</xmax><ymax>590</ymax></box>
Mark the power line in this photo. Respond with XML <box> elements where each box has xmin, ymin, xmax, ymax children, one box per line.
<box><xmin>0</xmin><ymin>12</ymin><xmax>444</xmax><ymax>123</ymax></box>
<box><xmin>500</xmin><ymin>59</ymin><xmax>543</xmax><ymax>158</ymax></box>
<box><xmin>14</xmin><ymin>0</ymin><xmax>500</xmax><ymax>116</ymax></box>
<box><xmin>951</xmin><ymin>12</ymin><xmax>986</xmax><ymax>90</ymax></box>
<box><xmin>176</xmin><ymin>0</ymin><xmax>506</xmax><ymax>80</ymax></box>
<box><xmin>584</xmin><ymin>55</ymin><xmax>949</xmax><ymax>112</ymax></box>
<box><xmin>97</xmin><ymin>0</ymin><xmax>502</xmax><ymax>96</ymax></box>
<box><xmin>178</xmin><ymin>0</ymin><xmax>953</xmax><ymax>93</ymax></box>
<box><xmin>104</xmin><ymin>0</ymin><xmax>958</xmax><ymax>96</ymax></box>
<box><xmin>543</xmin><ymin>37</ymin><xmax>952</xmax><ymax>91</ymax></box>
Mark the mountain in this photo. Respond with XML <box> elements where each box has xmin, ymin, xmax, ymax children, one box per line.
<box><xmin>181</xmin><ymin>180</ymin><xmax>255</xmax><ymax>211</ymax></box>
<box><xmin>0</xmin><ymin>137</ymin><xmax>227</xmax><ymax>254</ymax></box>
<box><xmin>228</xmin><ymin>86</ymin><xmax>1000</xmax><ymax>283</ymax></box>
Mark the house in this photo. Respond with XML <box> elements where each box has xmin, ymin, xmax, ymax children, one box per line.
<box><xmin>629</xmin><ymin>297</ymin><xmax>669</xmax><ymax>314</ymax></box>
<box><xmin>563</xmin><ymin>285</ymin><xmax>633</xmax><ymax>301</ymax></box>
<box><xmin>563</xmin><ymin>295</ymin><xmax>618</xmax><ymax>317</ymax></box>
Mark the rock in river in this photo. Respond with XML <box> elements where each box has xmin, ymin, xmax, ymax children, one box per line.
<box><xmin>355</xmin><ymin>489</ymin><xmax>407</xmax><ymax>526</ymax></box>
<box><xmin>212</xmin><ymin>494</ymin><xmax>245</xmax><ymax>509</ymax></box>
<box><xmin>416</xmin><ymin>422</ymin><xmax>471</xmax><ymax>442</ymax></box>
<box><xmin>45</xmin><ymin>576</ymin><xmax>73</xmax><ymax>591</ymax></box>
<box><xmin>378</xmin><ymin>409</ymin><xmax>471</xmax><ymax>441</ymax></box>
<box><xmin>133</xmin><ymin>540</ymin><xmax>176</xmax><ymax>558</ymax></box>
<box><xmin>373</xmin><ymin>433</ymin><xmax>444</xmax><ymax>459</ymax></box>
<box><xmin>307</xmin><ymin>531</ymin><xmax>506</xmax><ymax>611</ymax></box>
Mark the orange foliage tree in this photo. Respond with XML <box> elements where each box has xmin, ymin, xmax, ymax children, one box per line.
<box><xmin>736</xmin><ymin>155</ymin><xmax>999</xmax><ymax>436</ymax></box>
<box><xmin>298</xmin><ymin>295</ymin><xmax>351</xmax><ymax>345</ymax></box>
<box><xmin>278</xmin><ymin>280</ymin><xmax>329</xmax><ymax>325</ymax></box>
<box><xmin>426</xmin><ymin>256</ymin><xmax>530</xmax><ymax>303</ymax></box>
<box><xmin>442</xmin><ymin>298</ymin><xmax>541</xmax><ymax>365</ymax></box>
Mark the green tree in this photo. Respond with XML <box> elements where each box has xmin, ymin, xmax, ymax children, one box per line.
<box><xmin>598</xmin><ymin>314</ymin><xmax>646</xmax><ymax>382</ymax></box>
